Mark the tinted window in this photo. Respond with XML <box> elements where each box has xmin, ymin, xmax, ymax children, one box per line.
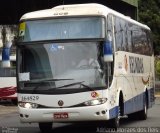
<box><xmin>114</xmin><ymin>15</ymin><xmax>152</xmax><ymax>55</ymax></box>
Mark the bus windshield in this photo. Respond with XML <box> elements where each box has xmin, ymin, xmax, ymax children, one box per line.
<box><xmin>19</xmin><ymin>17</ymin><xmax>105</xmax><ymax>42</ymax></box>
<box><xmin>18</xmin><ymin>42</ymin><xmax>106</xmax><ymax>93</ymax></box>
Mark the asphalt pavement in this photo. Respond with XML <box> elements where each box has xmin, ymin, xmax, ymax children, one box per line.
<box><xmin>0</xmin><ymin>97</ymin><xmax>160</xmax><ymax>133</ymax></box>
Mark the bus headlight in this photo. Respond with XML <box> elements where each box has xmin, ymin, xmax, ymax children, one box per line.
<box><xmin>18</xmin><ymin>102</ymin><xmax>39</xmax><ymax>109</ymax></box>
<box><xmin>83</xmin><ymin>98</ymin><xmax>107</xmax><ymax>106</ymax></box>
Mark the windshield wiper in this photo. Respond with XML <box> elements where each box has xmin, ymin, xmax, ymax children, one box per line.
<box><xmin>54</xmin><ymin>81</ymin><xmax>94</xmax><ymax>91</ymax></box>
<box><xmin>30</xmin><ymin>78</ymin><xmax>74</xmax><ymax>93</ymax></box>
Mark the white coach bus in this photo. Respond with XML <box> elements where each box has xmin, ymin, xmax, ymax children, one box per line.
<box><xmin>0</xmin><ymin>55</ymin><xmax>17</xmax><ymax>104</ymax></box>
<box><xmin>16</xmin><ymin>3</ymin><xmax>155</xmax><ymax>132</ymax></box>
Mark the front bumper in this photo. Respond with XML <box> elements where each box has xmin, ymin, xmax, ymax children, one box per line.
<box><xmin>19</xmin><ymin>104</ymin><xmax>109</xmax><ymax>123</ymax></box>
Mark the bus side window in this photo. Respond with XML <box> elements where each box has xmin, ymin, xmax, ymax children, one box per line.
<box><xmin>146</xmin><ymin>30</ymin><xmax>153</xmax><ymax>56</ymax></box>
<box><xmin>106</xmin><ymin>14</ymin><xmax>114</xmax><ymax>84</ymax></box>
<box><xmin>114</xmin><ymin>17</ymin><xmax>120</xmax><ymax>51</ymax></box>
<box><xmin>126</xmin><ymin>22</ymin><xmax>132</xmax><ymax>52</ymax></box>
<box><xmin>131</xmin><ymin>26</ymin><xmax>150</xmax><ymax>56</ymax></box>
<box><xmin>107</xmin><ymin>14</ymin><xmax>113</xmax><ymax>39</ymax></box>
<box><xmin>114</xmin><ymin>16</ymin><xmax>129</xmax><ymax>52</ymax></box>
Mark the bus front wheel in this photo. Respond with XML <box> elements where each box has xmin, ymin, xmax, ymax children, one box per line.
<box><xmin>39</xmin><ymin>122</ymin><xmax>53</xmax><ymax>133</ymax></box>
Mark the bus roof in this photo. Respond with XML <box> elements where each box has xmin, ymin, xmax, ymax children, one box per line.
<box><xmin>20</xmin><ymin>3</ymin><xmax>150</xmax><ymax>30</ymax></box>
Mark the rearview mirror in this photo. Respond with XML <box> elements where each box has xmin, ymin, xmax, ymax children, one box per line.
<box><xmin>103</xmin><ymin>40</ymin><xmax>113</xmax><ymax>62</ymax></box>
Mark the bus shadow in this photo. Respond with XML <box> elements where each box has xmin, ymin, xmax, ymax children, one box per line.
<box><xmin>52</xmin><ymin>122</ymin><xmax>99</xmax><ymax>133</ymax></box>
<box><xmin>44</xmin><ymin>119</ymin><xmax>136</xmax><ymax>133</ymax></box>
<box><xmin>120</xmin><ymin>117</ymin><xmax>140</xmax><ymax>126</ymax></box>
<box><xmin>46</xmin><ymin>118</ymin><xmax>139</xmax><ymax>133</ymax></box>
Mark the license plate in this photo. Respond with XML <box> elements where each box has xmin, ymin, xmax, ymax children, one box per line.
<box><xmin>54</xmin><ymin>112</ymin><xmax>68</xmax><ymax>119</ymax></box>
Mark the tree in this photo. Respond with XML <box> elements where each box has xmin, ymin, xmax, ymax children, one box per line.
<box><xmin>138</xmin><ymin>0</ymin><xmax>160</xmax><ymax>55</ymax></box>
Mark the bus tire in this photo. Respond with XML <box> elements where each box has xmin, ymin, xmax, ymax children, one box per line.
<box><xmin>138</xmin><ymin>94</ymin><xmax>148</xmax><ymax>120</ymax></box>
<box><xmin>39</xmin><ymin>122</ymin><xmax>52</xmax><ymax>133</ymax></box>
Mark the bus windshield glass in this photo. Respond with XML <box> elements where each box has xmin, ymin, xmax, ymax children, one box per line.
<box><xmin>18</xmin><ymin>17</ymin><xmax>105</xmax><ymax>42</ymax></box>
<box><xmin>18</xmin><ymin>42</ymin><xmax>106</xmax><ymax>93</ymax></box>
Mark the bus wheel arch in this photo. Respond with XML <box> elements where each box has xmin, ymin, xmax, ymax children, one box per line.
<box><xmin>119</xmin><ymin>91</ymin><xmax>124</xmax><ymax>116</ymax></box>
<box><xmin>108</xmin><ymin>91</ymin><xmax>124</xmax><ymax>129</ymax></box>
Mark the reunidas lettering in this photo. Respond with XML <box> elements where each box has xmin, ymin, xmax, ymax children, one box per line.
<box><xmin>129</xmin><ymin>56</ymin><xmax>144</xmax><ymax>73</ymax></box>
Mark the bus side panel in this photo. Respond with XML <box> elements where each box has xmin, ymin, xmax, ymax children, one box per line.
<box><xmin>113</xmin><ymin>51</ymin><xmax>154</xmax><ymax>115</ymax></box>
<box><xmin>123</xmin><ymin>92</ymin><xmax>144</xmax><ymax>115</ymax></box>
